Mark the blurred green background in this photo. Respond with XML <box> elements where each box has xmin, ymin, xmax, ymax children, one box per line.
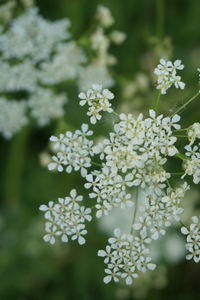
<box><xmin>0</xmin><ymin>0</ymin><xmax>200</xmax><ymax>299</ymax></box>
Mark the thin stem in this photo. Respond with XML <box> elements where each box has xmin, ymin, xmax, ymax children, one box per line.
<box><xmin>171</xmin><ymin>92</ymin><xmax>200</xmax><ymax>116</ymax></box>
<box><xmin>4</xmin><ymin>126</ymin><xmax>29</xmax><ymax>207</ymax></box>
<box><xmin>130</xmin><ymin>188</ymin><xmax>139</xmax><ymax>235</ymax></box>
<box><xmin>173</xmin><ymin>128</ymin><xmax>188</xmax><ymax>132</ymax></box>
<box><xmin>112</xmin><ymin>111</ymin><xmax>120</xmax><ymax>118</ymax></box>
<box><xmin>91</xmin><ymin>161</ymin><xmax>102</xmax><ymax>167</ymax></box>
<box><xmin>174</xmin><ymin>152</ymin><xmax>187</xmax><ymax>161</ymax></box>
<box><xmin>174</xmin><ymin>135</ymin><xmax>188</xmax><ymax>138</ymax></box>
<box><xmin>171</xmin><ymin>172</ymin><xmax>184</xmax><ymax>176</ymax></box>
<box><xmin>156</xmin><ymin>0</ymin><xmax>165</xmax><ymax>40</ymax></box>
<box><xmin>166</xmin><ymin>179</ymin><xmax>172</xmax><ymax>188</ymax></box>
<box><xmin>154</xmin><ymin>90</ymin><xmax>161</xmax><ymax>113</ymax></box>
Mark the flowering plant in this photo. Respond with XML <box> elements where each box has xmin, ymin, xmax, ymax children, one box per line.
<box><xmin>40</xmin><ymin>59</ymin><xmax>200</xmax><ymax>285</ymax></box>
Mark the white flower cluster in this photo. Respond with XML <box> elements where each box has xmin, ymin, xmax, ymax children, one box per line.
<box><xmin>79</xmin><ymin>84</ymin><xmax>114</xmax><ymax>124</ymax></box>
<box><xmin>0</xmin><ymin>97</ymin><xmax>27</xmax><ymax>139</ymax></box>
<box><xmin>96</xmin><ymin>5</ymin><xmax>114</xmax><ymax>28</ymax></box>
<box><xmin>181</xmin><ymin>216</ymin><xmax>200</xmax><ymax>263</ymax></box>
<box><xmin>0</xmin><ymin>60</ymin><xmax>37</xmax><ymax>92</ymax></box>
<box><xmin>42</xmin><ymin>60</ymin><xmax>200</xmax><ymax>284</ymax></box>
<box><xmin>85</xmin><ymin>166</ymin><xmax>133</xmax><ymax>218</ymax></box>
<box><xmin>154</xmin><ymin>59</ymin><xmax>185</xmax><ymax>94</ymax></box>
<box><xmin>39</xmin><ymin>189</ymin><xmax>92</xmax><ymax>245</ymax></box>
<box><xmin>0</xmin><ymin>8</ymin><xmax>70</xmax><ymax>62</ymax></box>
<box><xmin>28</xmin><ymin>88</ymin><xmax>67</xmax><ymax>126</ymax></box>
<box><xmin>77</xmin><ymin>64</ymin><xmax>114</xmax><ymax>91</ymax></box>
<box><xmin>133</xmin><ymin>183</ymin><xmax>189</xmax><ymax>240</ymax></box>
<box><xmin>92</xmin><ymin>109</ymin><xmax>180</xmax><ymax>185</ymax></box>
<box><xmin>39</xmin><ymin>42</ymin><xmax>86</xmax><ymax>85</ymax></box>
<box><xmin>183</xmin><ymin>144</ymin><xmax>200</xmax><ymax>184</ymax></box>
<box><xmin>48</xmin><ymin>124</ymin><xmax>94</xmax><ymax>177</ymax></box>
<box><xmin>0</xmin><ymin>4</ymin><xmax>124</xmax><ymax>139</ymax></box>
<box><xmin>98</xmin><ymin>228</ymin><xmax>155</xmax><ymax>285</ymax></box>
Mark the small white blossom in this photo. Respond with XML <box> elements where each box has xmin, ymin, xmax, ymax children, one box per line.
<box><xmin>98</xmin><ymin>228</ymin><xmax>156</xmax><ymax>285</ymax></box>
<box><xmin>96</xmin><ymin>5</ymin><xmax>114</xmax><ymax>28</ymax></box>
<box><xmin>39</xmin><ymin>189</ymin><xmax>92</xmax><ymax>245</ymax></box>
<box><xmin>78</xmin><ymin>84</ymin><xmax>114</xmax><ymax>124</ymax></box>
<box><xmin>48</xmin><ymin>124</ymin><xmax>94</xmax><ymax>177</ymax></box>
<box><xmin>154</xmin><ymin>59</ymin><xmax>185</xmax><ymax>94</ymax></box>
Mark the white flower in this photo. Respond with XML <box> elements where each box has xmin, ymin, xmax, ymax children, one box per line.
<box><xmin>98</xmin><ymin>228</ymin><xmax>156</xmax><ymax>285</ymax></box>
<box><xmin>48</xmin><ymin>124</ymin><xmax>94</xmax><ymax>177</ymax></box>
<box><xmin>96</xmin><ymin>5</ymin><xmax>114</xmax><ymax>28</ymax></box>
<box><xmin>0</xmin><ymin>8</ymin><xmax>70</xmax><ymax>62</ymax></box>
<box><xmin>39</xmin><ymin>42</ymin><xmax>86</xmax><ymax>85</ymax></box>
<box><xmin>154</xmin><ymin>58</ymin><xmax>185</xmax><ymax>94</ymax></box>
<box><xmin>78</xmin><ymin>84</ymin><xmax>114</xmax><ymax>124</ymax></box>
<box><xmin>0</xmin><ymin>97</ymin><xmax>27</xmax><ymax>139</ymax></box>
<box><xmin>28</xmin><ymin>88</ymin><xmax>67</xmax><ymax>126</ymax></box>
<box><xmin>39</xmin><ymin>189</ymin><xmax>92</xmax><ymax>245</ymax></box>
<box><xmin>110</xmin><ymin>31</ymin><xmax>126</xmax><ymax>45</ymax></box>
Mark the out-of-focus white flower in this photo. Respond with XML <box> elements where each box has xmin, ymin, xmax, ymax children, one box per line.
<box><xmin>181</xmin><ymin>216</ymin><xmax>200</xmax><ymax>263</ymax></box>
<box><xmin>154</xmin><ymin>59</ymin><xmax>185</xmax><ymax>94</ymax></box>
<box><xmin>77</xmin><ymin>64</ymin><xmax>114</xmax><ymax>91</ymax></box>
<box><xmin>110</xmin><ymin>30</ymin><xmax>126</xmax><ymax>45</ymax></box>
<box><xmin>39</xmin><ymin>42</ymin><xmax>86</xmax><ymax>85</ymax></box>
<box><xmin>0</xmin><ymin>97</ymin><xmax>27</xmax><ymax>139</ymax></box>
<box><xmin>28</xmin><ymin>88</ymin><xmax>67</xmax><ymax>126</ymax></box>
<box><xmin>0</xmin><ymin>60</ymin><xmax>37</xmax><ymax>92</ymax></box>
<box><xmin>0</xmin><ymin>8</ymin><xmax>70</xmax><ymax>62</ymax></box>
<box><xmin>96</xmin><ymin>5</ymin><xmax>114</xmax><ymax>28</ymax></box>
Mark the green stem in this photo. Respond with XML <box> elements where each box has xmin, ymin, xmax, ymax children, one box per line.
<box><xmin>156</xmin><ymin>0</ymin><xmax>165</xmax><ymax>40</ymax></box>
<box><xmin>174</xmin><ymin>135</ymin><xmax>188</xmax><ymax>138</ymax></box>
<box><xmin>4</xmin><ymin>126</ymin><xmax>29</xmax><ymax>207</ymax></box>
<box><xmin>171</xmin><ymin>92</ymin><xmax>200</xmax><ymax>116</ymax></box>
<box><xmin>171</xmin><ymin>172</ymin><xmax>184</xmax><ymax>176</ymax></box>
<box><xmin>154</xmin><ymin>90</ymin><xmax>161</xmax><ymax>113</ymax></box>
<box><xmin>130</xmin><ymin>188</ymin><xmax>139</xmax><ymax>234</ymax></box>
<box><xmin>91</xmin><ymin>161</ymin><xmax>102</xmax><ymax>167</ymax></box>
<box><xmin>174</xmin><ymin>152</ymin><xmax>187</xmax><ymax>161</ymax></box>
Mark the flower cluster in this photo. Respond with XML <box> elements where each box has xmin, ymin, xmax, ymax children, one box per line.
<box><xmin>154</xmin><ymin>59</ymin><xmax>185</xmax><ymax>94</ymax></box>
<box><xmin>98</xmin><ymin>228</ymin><xmax>155</xmax><ymax>285</ymax></box>
<box><xmin>0</xmin><ymin>7</ymin><xmax>70</xmax><ymax>62</ymax></box>
<box><xmin>133</xmin><ymin>183</ymin><xmax>189</xmax><ymax>240</ymax></box>
<box><xmin>181</xmin><ymin>216</ymin><xmax>200</xmax><ymax>263</ymax></box>
<box><xmin>79</xmin><ymin>84</ymin><xmax>114</xmax><ymax>124</ymax></box>
<box><xmin>0</xmin><ymin>97</ymin><xmax>27</xmax><ymax>139</ymax></box>
<box><xmin>182</xmin><ymin>144</ymin><xmax>200</xmax><ymax>184</ymax></box>
<box><xmin>85</xmin><ymin>166</ymin><xmax>133</xmax><ymax>218</ymax></box>
<box><xmin>28</xmin><ymin>88</ymin><xmax>67</xmax><ymax>126</ymax></box>
<box><xmin>48</xmin><ymin>124</ymin><xmax>94</xmax><ymax>177</ymax></box>
<box><xmin>41</xmin><ymin>55</ymin><xmax>200</xmax><ymax>286</ymax></box>
<box><xmin>0</xmin><ymin>4</ymin><xmax>125</xmax><ymax>139</ymax></box>
<box><xmin>39</xmin><ymin>189</ymin><xmax>92</xmax><ymax>245</ymax></box>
